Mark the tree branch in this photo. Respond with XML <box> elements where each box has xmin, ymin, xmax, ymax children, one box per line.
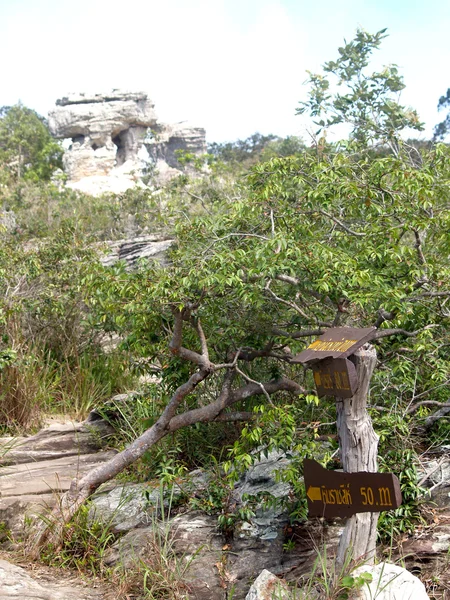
<box><xmin>407</xmin><ymin>291</ymin><xmax>450</xmax><ymax>302</ymax></box>
<box><xmin>372</xmin><ymin>324</ymin><xmax>438</xmax><ymax>340</ymax></box>
<box><xmin>407</xmin><ymin>400</ymin><xmax>450</xmax><ymax>415</ymax></box>
<box><xmin>273</xmin><ymin>327</ymin><xmax>325</xmax><ymax>339</ymax></box>
<box><xmin>265</xmin><ymin>279</ymin><xmax>311</xmax><ymax>320</ymax></box>
<box><xmin>316</xmin><ymin>209</ymin><xmax>366</xmax><ymax>237</ymax></box>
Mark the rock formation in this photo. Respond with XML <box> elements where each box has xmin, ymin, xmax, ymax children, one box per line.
<box><xmin>49</xmin><ymin>91</ymin><xmax>157</xmax><ymax>195</ymax></box>
<box><xmin>49</xmin><ymin>91</ymin><xmax>207</xmax><ymax>195</ymax></box>
<box><xmin>145</xmin><ymin>122</ymin><xmax>207</xmax><ymax>183</ymax></box>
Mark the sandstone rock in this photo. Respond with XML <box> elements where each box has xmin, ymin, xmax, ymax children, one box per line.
<box><xmin>49</xmin><ymin>91</ymin><xmax>158</xmax><ymax>195</ymax></box>
<box><xmin>89</xmin><ymin>482</ymin><xmax>155</xmax><ymax>533</ymax></box>
<box><xmin>0</xmin><ymin>559</ymin><xmax>104</xmax><ymax>599</ymax></box>
<box><xmin>100</xmin><ymin>235</ymin><xmax>173</xmax><ymax>269</ymax></box>
<box><xmin>145</xmin><ymin>122</ymin><xmax>207</xmax><ymax>183</ymax></box>
<box><xmin>94</xmin><ymin>449</ymin><xmax>341</xmax><ymax>599</ymax></box>
<box><xmin>0</xmin><ymin>420</ymin><xmax>113</xmax><ymax>466</ymax></box>
<box><xmin>245</xmin><ymin>570</ymin><xmax>291</xmax><ymax>600</ymax></box>
<box><xmin>352</xmin><ymin>562</ymin><xmax>429</xmax><ymax>600</ymax></box>
<box><xmin>0</xmin><ymin>419</ymin><xmax>116</xmax><ymax>540</ymax></box>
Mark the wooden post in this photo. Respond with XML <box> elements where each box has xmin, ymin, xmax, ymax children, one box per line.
<box><xmin>335</xmin><ymin>343</ymin><xmax>379</xmax><ymax>569</ymax></box>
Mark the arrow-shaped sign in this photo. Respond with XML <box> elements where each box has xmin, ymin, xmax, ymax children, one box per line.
<box><xmin>304</xmin><ymin>459</ymin><xmax>402</xmax><ymax>518</ymax></box>
<box><xmin>307</xmin><ymin>486</ymin><xmax>322</xmax><ymax>502</ymax></box>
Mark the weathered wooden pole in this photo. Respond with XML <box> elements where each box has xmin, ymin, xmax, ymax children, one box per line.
<box><xmin>335</xmin><ymin>343</ymin><xmax>379</xmax><ymax>568</ymax></box>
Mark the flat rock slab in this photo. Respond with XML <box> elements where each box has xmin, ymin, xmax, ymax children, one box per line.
<box><xmin>0</xmin><ymin>451</ymin><xmax>117</xmax><ymax>497</ymax></box>
<box><xmin>0</xmin><ymin>420</ymin><xmax>117</xmax><ymax>538</ymax></box>
<box><xmin>0</xmin><ymin>559</ymin><xmax>106</xmax><ymax>599</ymax></box>
<box><xmin>0</xmin><ymin>420</ymin><xmax>114</xmax><ymax>466</ymax></box>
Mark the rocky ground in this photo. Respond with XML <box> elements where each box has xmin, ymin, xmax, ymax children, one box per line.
<box><xmin>0</xmin><ymin>410</ymin><xmax>449</xmax><ymax>599</ymax></box>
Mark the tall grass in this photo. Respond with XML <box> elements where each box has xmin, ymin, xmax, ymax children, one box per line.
<box><xmin>0</xmin><ymin>343</ymin><xmax>137</xmax><ymax>433</ymax></box>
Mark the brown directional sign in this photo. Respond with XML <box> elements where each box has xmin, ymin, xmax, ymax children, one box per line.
<box><xmin>304</xmin><ymin>459</ymin><xmax>402</xmax><ymax>519</ymax></box>
<box><xmin>292</xmin><ymin>327</ymin><xmax>376</xmax><ymax>365</ymax></box>
<box><xmin>312</xmin><ymin>357</ymin><xmax>357</xmax><ymax>398</ymax></box>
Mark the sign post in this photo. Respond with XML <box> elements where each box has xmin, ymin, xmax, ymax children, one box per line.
<box><xmin>293</xmin><ymin>328</ymin><xmax>399</xmax><ymax>567</ymax></box>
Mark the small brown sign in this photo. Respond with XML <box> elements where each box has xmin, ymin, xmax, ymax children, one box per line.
<box><xmin>312</xmin><ymin>358</ymin><xmax>357</xmax><ymax>398</ymax></box>
<box><xmin>292</xmin><ymin>327</ymin><xmax>376</xmax><ymax>365</ymax></box>
<box><xmin>304</xmin><ymin>459</ymin><xmax>402</xmax><ymax>519</ymax></box>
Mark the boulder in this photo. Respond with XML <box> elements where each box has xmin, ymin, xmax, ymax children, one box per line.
<box><xmin>49</xmin><ymin>91</ymin><xmax>208</xmax><ymax>194</ymax></box>
<box><xmin>352</xmin><ymin>562</ymin><xmax>429</xmax><ymax>600</ymax></box>
<box><xmin>245</xmin><ymin>570</ymin><xmax>291</xmax><ymax>600</ymax></box>
<box><xmin>95</xmin><ymin>450</ymin><xmax>341</xmax><ymax>599</ymax></box>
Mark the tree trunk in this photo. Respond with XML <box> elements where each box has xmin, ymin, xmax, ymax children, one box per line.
<box><xmin>335</xmin><ymin>344</ymin><xmax>379</xmax><ymax>569</ymax></box>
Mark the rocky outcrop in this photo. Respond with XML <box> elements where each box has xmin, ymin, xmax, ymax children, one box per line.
<box><xmin>0</xmin><ymin>420</ymin><xmax>116</xmax><ymax>541</ymax></box>
<box><xmin>49</xmin><ymin>91</ymin><xmax>207</xmax><ymax>194</ymax></box>
<box><xmin>146</xmin><ymin>122</ymin><xmax>207</xmax><ymax>183</ymax></box>
<box><xmin>49</xmin><ymin>91</ymin><xmax>158</xmax><ymax>195</ymax></box>
<box><xmin>101</xmin><ymin>235</ymin><xmax>174</xmax><ymax>269</ymax></box>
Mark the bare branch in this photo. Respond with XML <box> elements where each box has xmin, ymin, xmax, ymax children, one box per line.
<box><xmin>235</xmin><ymin>365</ymin><xmax>274</xmax><ymax>405</ymax></box>
<box><xmin>265</xmin><ymin>279</ymin><xmax>311</xmax><ymax>320</ymax></box>
<box><xmin>192</xmin><ymin>316</ymin><xmax>209</xmax><ymax>360</ymax></box>
<box><xmin>372</xmin><ymin>324</ymin><xmax>438</xmax><ymax>340</ymax></box>
<box><xmin>407</xmin><ymin>400</ymin><xmax>450</xmax><ymax>415</ymax></box>
<box><xmin>374</xmin><ymin>308</ymin><xmax>395</xmax><ymax>328</ymax></box>
<box><xmin>232</xmin><ymin>377</ymin><xmax>304</xmax><ymax>402</ymax></box>
<box><xmin>273</xmin><ymin>327</ymin><xmax>325</xmax><ymax>339</ymax></box>
<box><xmin>424</xmin><ymin>405</ymin><xmax>450</xmax><ymax>430</ymax></box>
<box><xmin>410</xmin><ymin>378</ymin><xmax>450</xmax><ymax>402</ymax></box>
<box><xmin>274</xmin><ymin>273</ymin><xmax>300</xmax><ymax>285</ymax></box>
<box><xmin>169</xmin><ymin>309</ymin><xmax>184</xmax><ymax>353</ymax></box>
<box><xmin>212</xmin><ymin>412</ymin><xmax>254</xmax><ymax>423</ymax></box>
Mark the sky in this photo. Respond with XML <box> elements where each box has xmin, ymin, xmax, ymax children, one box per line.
<box><xmin>0</xmin><ymin>0</ymin><xmax>448</xmax><ymax>143</ymax></box>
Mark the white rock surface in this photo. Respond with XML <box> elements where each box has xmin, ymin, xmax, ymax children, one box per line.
<box><xmin>49</xmin><ymin>91</ymin><xmax>157</xmax><ymax>195</ymax></box>
<box><xmin>245</xmin><ymin>569</ymin><xmax>291</xmax><ymax>600</ymax></box>
<box><xmin>49</xmin><ymin>91</ymin><xmax>208</xmax><ymax>194</ymax></box>
<box><xmin>353</xmin><ymin>562</ymin><xmax>429</xmax><ymax>600</ymax></box>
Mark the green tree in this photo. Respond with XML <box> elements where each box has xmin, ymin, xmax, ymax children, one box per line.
<box><xmin>297</xmin><ymin>28</ymin><xmax>423</xmax><ymax>150</ymax></box>
<box><xmin>29</xmin><ymin>29</ymin><xmax>450</xmax><ymax>555</ymax></box>
<box><xmin>0</xmin><ymin>104</ymin><xmax>63</xmax><ymax>182</ymax></box>
<box><xmin>433</xmin><ymin>88</ymin><xmax>450</xmax><ymax>141</ymax></box>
